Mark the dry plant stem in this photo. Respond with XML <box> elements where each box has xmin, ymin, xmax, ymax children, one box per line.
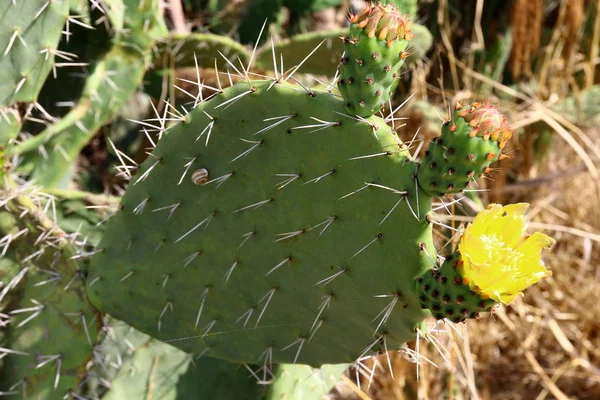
<box><xmin>563</xmin><ymin>0</ymin><xmax>584</xmax><ymax>70</ymax></box>
<box><xmin>42</xmin><ymin>188</ymin><xmax>121</xmax><ymax>207</ymax></box>
<box><xmin>538</xmin><ymin>0</ymin><xmax>567</xmax><ymax>95</ymax></box>
<box><xmin>464</xmin><ymin>0</ymin><xmax>485</xmax><ymax>90</ymax></box>
<box><xmin>510</xmin><ymin>0</ymin><xmax>543</xmax><ymax>79</ymax></box>
<box><xmin>166</xmin><ymin>0</ymin><xmax>188</xmax><ymax>34</ymax></box>
<box><xmin>452</xmin><ymin>57</ymin><xmax>531</xmax><ymax>102</ymax></box>
<box><xmin>471</xmin><ymin>0</ymin><xmax>485</xmax><ymax>51</ymax></box>
<box><xmin>437</xmin><ymin>0</ymin><xmax>460</xmax><ymax>92</ymax></box>
<box><xmin>525</xmin><ymin>351</ymin><xmax>570</xmax><ymax>400</ymax></box>
<box><xmin>340</xmin><ymin>375</ymin><xmax>372</xmax><ymax>400</ymax></box>
<box><xmin>587</xmin><ymin>0</ymin><xmax>600</xmax><ymax>87</ymax></box>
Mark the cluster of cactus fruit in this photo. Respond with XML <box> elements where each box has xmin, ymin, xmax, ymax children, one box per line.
<box><xmin>1</xmin><ymin>1</ymin><xmax>556</xmax><ymax>399</ymax></box>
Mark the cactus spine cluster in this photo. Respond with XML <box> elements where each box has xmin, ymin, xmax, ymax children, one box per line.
<box><xmin>0</xmin><ymin>187</ymin><xmax>100</xmax><ymax>398</ymax></box>
<box><xmin>0</xmin><ymin>0</ymin><xmax>69</xmax><ymax>105</ymax></box>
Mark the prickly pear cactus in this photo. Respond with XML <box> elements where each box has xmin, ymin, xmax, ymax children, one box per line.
<box><xmin>337</xmin><ymin>3</ymin><xmax>414</xmax><ymax>117</ymax></box>
<box><xmin>0</xmin><ymin>190</ymin><xmax>100</xmax><ymax>399</ymax></box>
<box><xmin>7</xmin><ymin>0</ymin><xmax>167</xmax><ymax>188</ymax></box>
<box><xmin>268</xmin><ymin>363</ymin><xmax>348</xmax><ymax>399</ymax></box>
<box><xmin>87</xmin><ymin>78</ymin><xmax>435</xmax><ymax>365</ymax></box>
<box><xmin>79</xmin><ymin>1</ymin><xmax>556</xmax><ymax>390</ymax></box>
<box><xmin>0</xmin><ymin>0</ymin><xmax>69</xmax><ymax>105</ymax></box>
<box><xmin>101</xmin><ymin>328</ymin><xmax>268</xmax><ymax>400</ymax></box>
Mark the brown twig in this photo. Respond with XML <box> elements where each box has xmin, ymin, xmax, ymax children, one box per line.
<box><xmin>165</xmin><ymin>0</ymin><xmax>188</xmax><ymax>33</ymax></box>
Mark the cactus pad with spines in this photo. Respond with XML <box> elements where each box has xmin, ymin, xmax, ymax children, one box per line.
<box><xmin>417</xmin><ymin>102</ymin><xmax>513</xmax><ymax>197</ymax></box>
<box><xmin>11</xmin><ymin>47</ymin><xmax>148</xmax><ymax>188</ymax></box>
<box><xmin>268</xmin><ymin>363</ymin><xmax>349</xmax><ymax>399</ymax></box>
<box><xmin>87</xmin><ymin>79</ymin><xmax>436</xmax><ymax>366</ymax></box>
<box><xmin>0</xmin><ymin>0</ymin><xmax>69</xmax><ymax>105</ymax></box>
<box><xmin>8</xmin><ymin>0</ymin><xmax>167</xmax><ymax>188</ymax></box>
<box><xmin>0</xmin><ymin>106</ymin><xmax>21</xmax><ymax>147</ymax></box>
<box><xmin>337</xmin><ymin>3</ymin><xmax>413</xmax><ymax>117</ymax></box>
<box><xmin>0</xmin><ymin>196</ymin><xmax>100</xmax><ymax>399</ymax></box>
<box><xmin>101</xmin><ymin>330</ymin><xmax>267</xmax><ymax>400</ymax></box>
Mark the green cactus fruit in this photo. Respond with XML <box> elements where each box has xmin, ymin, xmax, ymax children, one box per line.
<box><xmin>0</xmin><ymin>192</ymin><xmax>100</xmax><ymax>399</ymax></box>
<box><xmin>337</xmin><ymin>3</ymin><xmax>413</xmax><ymax>117</ymax></box>
<box><xmin>268</xmin><ymin>363</ymin><xmax>348</xmax><ymax>399</ymax></box>
<box><xmin>86</xmin><ymin>79</ymin><xmax>435</xmax><ymax>366</ymax></box>
<box><xmin>417</xmin><ymin>102</ymin><xmax>513</xmax><ymax>197</ymax></box>
<box><xmin>153</xmin><ymin>33</ymin><xmax>251</xmax><ymax>69</ymax></box>
<box><xmin>415</xmin><ymin>252</ymin><xmax>495</xmax><ymax>322</ymax></box>
<box><xmin>0</xmin><ymin>0</ymin><xmax>69</xmax><ymax>106</ymax></box>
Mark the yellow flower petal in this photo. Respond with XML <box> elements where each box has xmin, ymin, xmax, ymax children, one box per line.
<box><xmin>457</xmin><ymin>203</ymin><xmax>555</xmax><ymax>304</ymax></box>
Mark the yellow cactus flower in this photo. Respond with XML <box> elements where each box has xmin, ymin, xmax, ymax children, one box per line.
<box><xmin>457</xmin><ymin>203</ymin><xmax>556</xmax><ymax>304</ymax></box>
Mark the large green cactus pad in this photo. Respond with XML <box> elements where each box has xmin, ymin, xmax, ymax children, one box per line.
<box><xmin>87</xmin><ymin>79</ymin><xmax>435</xmax><ymax>366</ymax></box>
<box><xmin>0</xmin><ymin>0</ymin><xmax>69</xmax><ymax>105</ymax></box>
